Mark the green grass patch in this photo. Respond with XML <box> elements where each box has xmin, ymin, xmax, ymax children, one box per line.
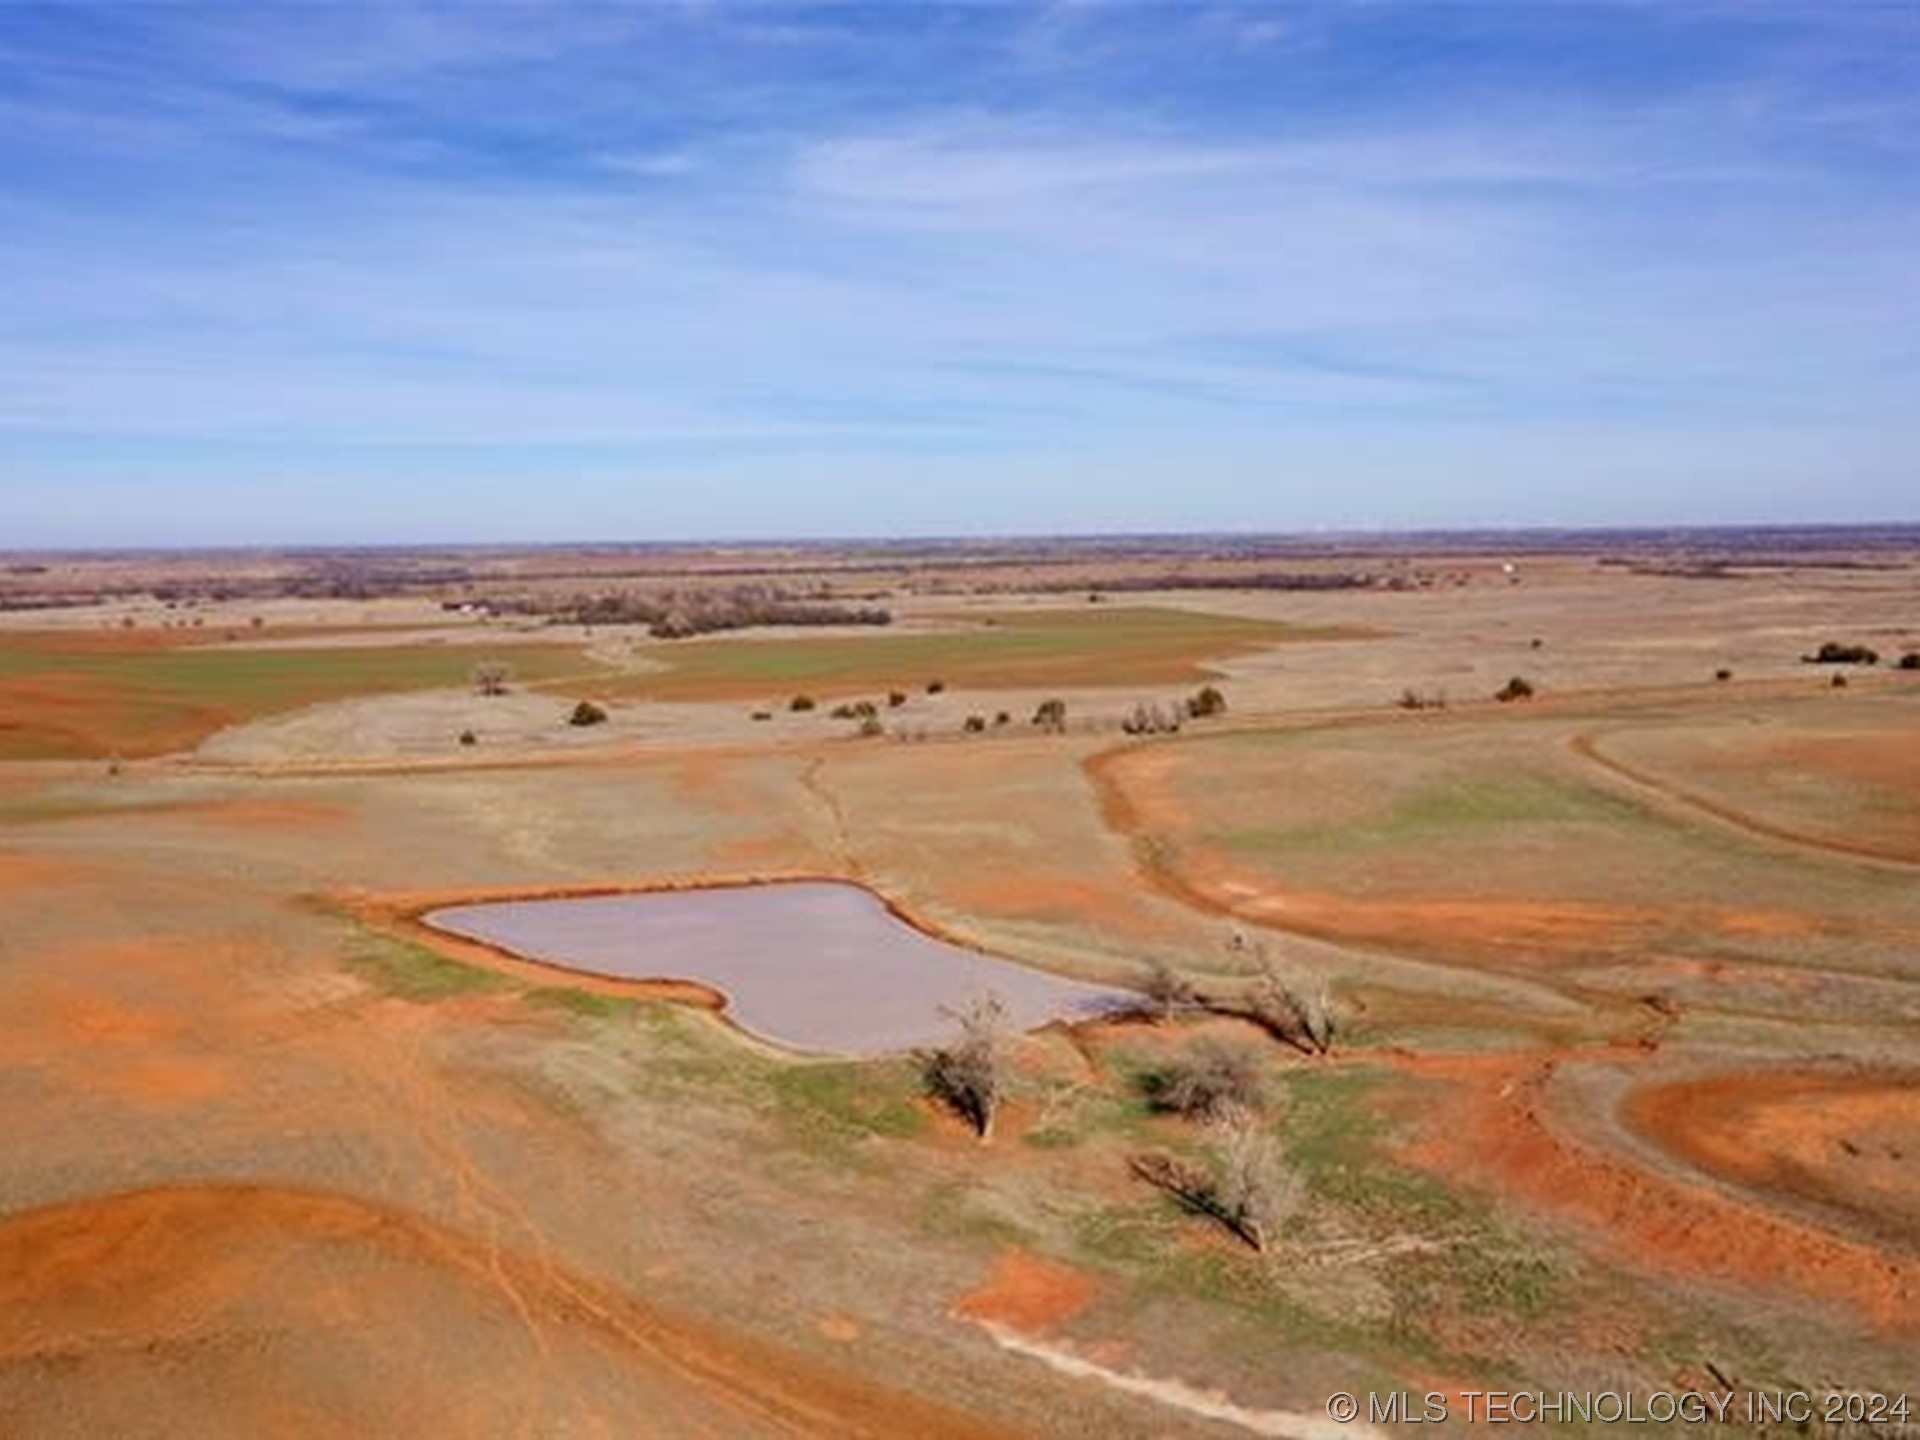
<box><xmin>523</xmin><ymin>986</ymin><xmax>638</xmax><ymax>1021</ymax></box>
<box><xmin>1230</xmin><ymin>763</ymin><xmax>1648</xmax><ymax>862</ymax></box>
<box><xmin>344</xmin><ymin>932</ymin><xmax>513</xmax><ymax>1002</ymax></box>
<box><xmin>765</xmin><ymin>1059</ymin><xmax>928</xmax><ymax>1146</ymax></box>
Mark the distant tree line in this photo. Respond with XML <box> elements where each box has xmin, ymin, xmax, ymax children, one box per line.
<box><xmin>499</xmin><ymin>583</ymin><xmax>891</xmax><ymax>638</ymax></box>
<box><xmin>1009</xmin><ymin>570</ymin><xmax>1379</xmax><ymax>596</ymax></box>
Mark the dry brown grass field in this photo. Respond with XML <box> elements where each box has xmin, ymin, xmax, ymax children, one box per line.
<box><xmin>1</xmin><ymin>537</ymin><xmax>1916</xmax><ymax>1437</ymax></box>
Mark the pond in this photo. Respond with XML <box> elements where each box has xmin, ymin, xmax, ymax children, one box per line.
<box><xmin>424</xmin><ymin>881</ymin><xmax>1136</xmax><ymax>1056</ymax></box>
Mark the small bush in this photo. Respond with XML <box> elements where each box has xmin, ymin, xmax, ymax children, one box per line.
<box><xmin>963</xmin><ymin>714</ymin><xmax>987</xmax><ymax>733</ymax></box>
<box><xmin>1495</xmin><ymin>675</ymin><xmax>1535</xmax><ymax>703</ymax></box>
<box><xmin>750</xmin><ymin>709</ymin><xmax>773</xmax><ymax>721</ymax></box>
<box><xmin>568</xmin><ymin>700</ymin><xmax>608</xmax><ymax>727</ymax></box>
<box><xmin>1831</xmin><ymin>672</ymin><xmax>1849</xmax><ymax>689</ymax></box>
<box><xmin>789</xmin><ymin>694</ymin><xmax>816</xmax><ymax>712</ymax></box>
<box><xmin>1898</xmin><ymin>652</ymin><xmax>1919</xmax><ymax>671</ymax></box>
<box><xmin>1033</xmin><ymin>698</ymin><xmax>1067</xmax><ymax>733</ymax></box>
<box><xmin>1122</xmin><ymin>701</ymin><xmax>1181</xmax><ymax>736</ymax></box>
<box><xmin>1139</xmin><ymin>957</ymin><xmax>1199</xmax><ymax>1021</ymax></box>
<box><xmin>994</xmin><ymin>711</ymin><xmax>1011</xmax><ymax>727</ymax></box>
<box><xmin>888</xmin><ymin>690</ymin><xmax>908</xmax><ymax>707</ymax></box>
<box><xmin>927</xmin><ymin>679</ymin><xmax>946</xmax><ymax>694</ymax></box>
<box><xmin>1143</xmin><ymin>1037</ymin><xmax>1266</xmax><ymax>1119</ymax></box>
<box><xmin>1186</xmin><ymin>685</ymin><xmax>1228</xmax><ymax>719</ymax></box>
<box><xmin>472</xmin><ymin>660</ymin><xmax>513</xmax><ymax>696</ymax></box>
<box><xmin>1714</xmin><ymin>668</ymin><xmax>1733</xmax><ymax>682</ymax></box>
<box><xmin>458</xmin><ymin>729</ymin><xmax>478</xmax><ymax>747</ymax></box>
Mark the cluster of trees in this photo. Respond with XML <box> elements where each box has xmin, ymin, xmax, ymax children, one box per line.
<box><xmin>1803</xmin><ymin>640</ymin><xmax>1879</xmax><ymax>665</ymax></box>
<box><xmin>509</xmin><ymin>583</ymin><xmax>891</xmax><ymax>639</ymax></box>
<box><xmin>1019</xmin><ymin>570</ymin><xmax>1377</xmax><ymax>597</ymax></box>
<box><xmin>1121</xmin><ymin>948</ymin><xmax>1325</xmax><ymax>1251</ymax></box>
<box><xmin>1138</xmin><ymin>948</ymin><xmax>1334</xmax><ymax>1056</ymax></box>
<box><xmin>913</xmin><ymin>942</ymin><xmax>1333</xmax><ymax>1258</ymax></box>
<box><xmin>1121</xmin><ymin>685</ymin><xmax>1228</xmax><ymax>736</ymax></box>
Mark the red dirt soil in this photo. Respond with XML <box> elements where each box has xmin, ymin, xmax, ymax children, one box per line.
<box><xmin>1391</xmin><ymin>1050</ymin><xmax>1920</xmax><ymax>1334</ymax></box>
<box><xmin>952</xmin><ymin>1248</ymin><xmax>1097</xmax><ymax>1336</ymax></box>
<box><xmin>0</xmin><ymin>1184</ymin><xmax>1011</xmax><ymax>1438</ymax></box>
<box><xmin>1623</xmin><ymin>1069</ymin><xmax>1920</xmax><ymax>1248</ymax></box>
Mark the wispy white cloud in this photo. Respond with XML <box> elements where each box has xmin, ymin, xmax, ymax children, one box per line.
<box><xmin>0</xmin><ymin>1</ymin><xmax>1914</xmax><ymax>542</ymax></box>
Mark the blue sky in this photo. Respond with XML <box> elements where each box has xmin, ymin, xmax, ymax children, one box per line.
<box><xmin>1</xmin><ymin>2</ymin><xmax>1915</xmax><ymax>545</ymax></box>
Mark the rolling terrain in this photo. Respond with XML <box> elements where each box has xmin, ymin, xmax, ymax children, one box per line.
<box><xmin>1</xmin><ymin>536</ymin><xmax>1916</xmax><ymax>1436</ymax></box>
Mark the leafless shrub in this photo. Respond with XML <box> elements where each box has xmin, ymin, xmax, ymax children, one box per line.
<box><xmin>1122</xmin><ymin>701</ymin><xmax>1182</xmax><ymax>735</ymax></box>
<box><xmin>1143</xmin><ymin>1037</ymin><xmax>1266</xmax><ymax>1119</ymax></box>
<box><xmin>1130</xmin><ymin>1104</ymin><xmax>1300</xmax><ymax>1253</ymax></box>
<box><xmin>1032</xmin><ymin>698</ymin><xmax>1067</xmax><ymax>733</ymax></box>
<box><xmin>919</xmin><ymin>994</ymin><xmax>1007</xmax><ymax>1140</ymax></box>
<box><xmin>1139</xmin><ymin>957</ymin><xmax>1199</xmax><ymax>1022</ymax></box>
<box><xmin>472</xmin><ymin>660</ymin><xmax>513</xmax><ymax>697</ymax></box>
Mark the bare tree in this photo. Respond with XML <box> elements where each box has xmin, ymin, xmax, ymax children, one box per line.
<box><xmin>1210</xmin><ymin>1103</ymin><xmax>1302</xmax><ymax>1250</ymax></box>
<box><xmin>1226</xmin><ymin>954</ymin><xmax>1335</xmax><ymax>1056</ymax></box>
<box><xmin>919</xmin><ymin>993</ymin><xmax>1008</xmax><ymax>1140</ymax></box>
<box><xmin>1129</xmin><ymin>1103</ymin><xmax>1300</xmax><ymax>1253</ymax></box>
<box><xmin>472</xmin><ymin>659</ymin><xmax>513</xmax><ymax>697</ymax></box>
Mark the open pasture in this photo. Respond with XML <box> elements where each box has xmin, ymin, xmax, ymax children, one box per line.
<box><xmin>1095</xmin><ymin>701</ymin><xmax>1920</xmax><ymax>1011</ymax></box>
<box><xmin>0</xmin><ymin>632</ymin><xmax>598</xmax><ymax>759</ymax></box>
<box><xmin>1587</xmin><ymin>694</ymin><xmax>1920</xmax><ymax>864</ymax></box>
<box><xmin>3</xmin><ymin>541</ymin><xmax>1919</xmax><ymax>1435</ymax></box>
<box><xmin>580</xmin><ymin>606</ymin><xmax>1361</xmax><ymax>703</ymax></box>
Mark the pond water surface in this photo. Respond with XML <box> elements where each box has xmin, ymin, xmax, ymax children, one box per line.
<box><xmin>425</xmin><ymin>882</ymin><xmax>1135</xmax><ymax>1056</ymax></box>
